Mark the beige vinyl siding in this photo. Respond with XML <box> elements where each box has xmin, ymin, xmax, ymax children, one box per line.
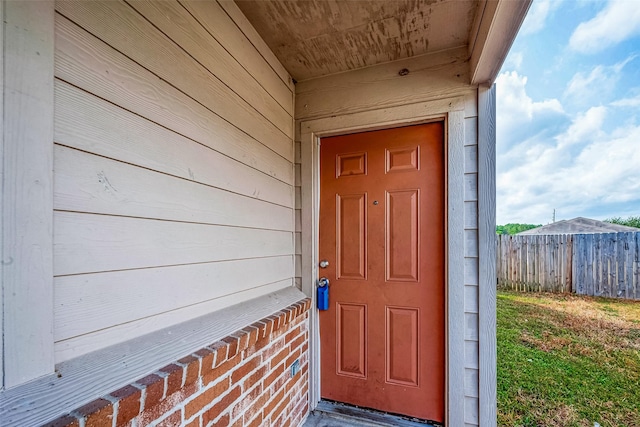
<box><xmin>294</xmin><ymin>50</ymin><xmax>482</xmax><ymax>426</ymax></box>
<box><xmin>53</xmin><ymin>0</ymin><xmax>295</xmax><ymax>363</ymax></box>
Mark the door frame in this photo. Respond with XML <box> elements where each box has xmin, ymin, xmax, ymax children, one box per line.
<box><xmin>300</xmin><ymin>95</ymin><xmax>470</xmax><ymax>426</ymax></box>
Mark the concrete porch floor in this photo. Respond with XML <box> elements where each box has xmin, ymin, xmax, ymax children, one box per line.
<box><xmin>303</xmin><ymin>411</ymin><xmax>386</xmax><ymax>427</ymax></box>
<box><xmin>302</xmin><ymin>401</ymin><xmax>439</xmax><ymax>427</ymax></box>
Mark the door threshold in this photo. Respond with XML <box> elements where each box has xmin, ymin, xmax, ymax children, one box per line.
<box><xmin>304</xmin><ymin>400</ymin><xmax>443</xmax><ymax>427</ymax></box>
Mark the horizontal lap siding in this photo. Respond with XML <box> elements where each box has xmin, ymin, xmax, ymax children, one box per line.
<box><xmin>53</xmin><ymin>0</ymin><xmax>295</xmax><ymax>362</ymax></box>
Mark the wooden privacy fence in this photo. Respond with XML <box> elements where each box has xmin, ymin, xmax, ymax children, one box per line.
<box><xmin>497</xmin><ymin>232</ymin><xmax>640</xmax><ymax>299</ymax></box>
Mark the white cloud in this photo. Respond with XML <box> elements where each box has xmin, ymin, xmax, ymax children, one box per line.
<box><xmin>496</xmin><ymin>71</ymin><xmax>564</xmax><ymax>156</ymax></box>
<box><xmin>557</xmin><ymin>106</ymin><xmax>607</xmax><ymax>147</ymax></box>
<box><xmin>564</xmin><ymin>57</ymin><xmax>633</xmax><ymax>103</ymax></box>
<box><xmin>497</xmin><ymin>113</ymin><xmax>640</xmax><ymax>224</ymax></box>
<box><xmin>611</xmin><ymin>93</ymin><xmax>640</xmax><ymax>107</ymax></box>
<box><xmin>497</xmin><ymin>71</ymin><xmax>563</xmax><ymax>122</ymax></box>
<box><xmin>569</xmin><ymin>125</ymin><xmax>640</xmax><ymax>204</ymax></box>
<box><xmin>569</xmin><ymin>0</ymin><xmax>640</xmax><ymax>53</ymax></box>
<box><xmin>521</xmin><ymin>0</ymin><xmax>557</xmax><ymax>35</ymax></box>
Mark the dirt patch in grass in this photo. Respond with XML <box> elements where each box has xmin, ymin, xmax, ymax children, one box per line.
<box><xmin>520</xmin><ymin>330</ymin><xmax>573</xmax><ymax>352</ymax></box>
<box><xmin>511</xmin><ymin>292</ymin><xmax>640</xmax><ymax>356</ymax></box>
<box><xmin>498</xmin><ymin>291</ymin><xmax>640</xmax><ymax>427</ymax></box>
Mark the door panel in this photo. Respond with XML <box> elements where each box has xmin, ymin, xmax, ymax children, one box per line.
<box><xmin>336</xmin><ymin>303</ymin><xmax>367</xmax><ymax>378</ymax></box>
<box><xmin>385</xmin><ymin>306</ymin><xmax>419</xmax><ymax>386</ymax></box>
<box><xmin>386</xmin><ymin>189</ymin><xmax>420</xmax><ymax>282</ymax></box>
<box><xmin>336</xmin><ymin>193</ymin><xmax>367</xmax><ymax>280</ymax></box>
<box><xmin>319</xmin><ymin>122</ymin><xmax>445</xmax><ymax>422</ymax></box>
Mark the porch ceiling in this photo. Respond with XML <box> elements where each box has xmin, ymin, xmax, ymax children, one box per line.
<box><xmin>234</xmin><ymin>0</ymin><xmax>531</xmax><ymax>85</ymax></box>
<box><xmin>235</xmin><ymin>0</ymin><xmax>477</xmax><ymax>82</ymax></box>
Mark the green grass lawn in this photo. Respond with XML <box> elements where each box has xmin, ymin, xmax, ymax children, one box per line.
<box><xmin>497</xmin><ymin>291</ymin><xmax>640</xmax><ymax>426</ymax></box>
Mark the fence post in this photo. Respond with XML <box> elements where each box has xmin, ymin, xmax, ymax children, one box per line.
<box><xmin>559</xmin><ymin>234</ymin><xmax>565</xmax><ymax>292</ymax></box>
<box><xmin>566</xmin><ymin>235</ymin><xmax>572</xmax><ymax>293</ymax></box>
<box><xmin>636</xmin><ymin>233</ymin><xmax>640</xmax><ymax>299</ymax></box>
<box><xmin>607</xmin><ymin>233</ymin><xmax>615</xmax><ymax>298</ymax></box>
<box><xmin>625</xmin><ymin>232</ymin><xmax>634</xmax><ymax>300</ymax></box>
<box><xmin>616</xmin><ymin>233</ymin><xmax>624</xmax><ymax>298</ymax></box>
<box><xmin>585</xmin><ymin>234</ymin><xmax>596</xmax><ymax>296</ymax></box>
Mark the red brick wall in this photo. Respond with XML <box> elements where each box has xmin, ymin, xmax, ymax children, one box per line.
<box><xmin>45</xmin><ymin>299</ymin><xmax>311</xmax><ymax>427</ymax></box>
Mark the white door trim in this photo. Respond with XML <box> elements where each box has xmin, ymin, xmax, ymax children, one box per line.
<box><xmin>300</xmin><ymin>95</ymin><xmax>467</xmax><ymax>426</ymax></box>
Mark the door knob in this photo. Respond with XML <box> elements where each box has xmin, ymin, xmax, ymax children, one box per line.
<box><xmin>318</xmin><ymin>277</ymin><xmax>330</xmax><ymax>287</ymax></box>
<box><xmin>319</xmin><ymin>260</ymin><xmax>329</xmax><ymax>268</ymax></box>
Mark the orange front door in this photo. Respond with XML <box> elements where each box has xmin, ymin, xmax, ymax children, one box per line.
<box><xmin>319</xmin><ymin>123</ymin><xmax>445</xmax><ymax>422</ymax></box>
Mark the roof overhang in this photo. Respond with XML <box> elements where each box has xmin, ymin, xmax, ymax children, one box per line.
<box><xmin>469</xmin><ymin>0</ymin><xmax>532</xmax><ymax>85</ymax></box>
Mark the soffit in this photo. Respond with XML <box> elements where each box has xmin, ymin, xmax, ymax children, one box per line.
<box><xmin>234</xmin><ymin>0</ymin><xmax>479</xmax><ymax>82</ymax></box>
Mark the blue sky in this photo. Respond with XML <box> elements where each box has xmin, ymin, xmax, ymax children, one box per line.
<box><xmin>496</xmin><ymin>0</ymin><xmax>640</xmax><ymax>225</ymax></box>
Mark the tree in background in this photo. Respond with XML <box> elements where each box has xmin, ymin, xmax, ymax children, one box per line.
<box><xmin>496</xmin><ymin>223</ymin><xmax>541</xmax><ymax>235</ymax></box>
<box><xmin>605</xmin><ymin>216</ymin><xmax>640</xmax><ymax>229</ymax></box>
